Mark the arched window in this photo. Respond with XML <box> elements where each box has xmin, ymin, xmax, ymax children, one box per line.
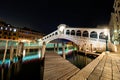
<box><xmin>76</xmin><ymin>30</ymin><xmax>81</xmax><ymax>36</ymax></box>
<box><xmin>99</xmin><ymin>32</ymin><xmax>106</xmax><ymax>39</ymax></box>
<box><xmin>71</xmin><ymin>30</ymin><xmax>75</xmax><ymax>35</ymax></box>
<box><xmin>82</xmin><ymin>31</ymin><xmax>89</xmax><ymax>37</ymax></box>
<box><xmin>55</xmin><ymin>32</ymin><xmax>58</xmax><ymax>35</ymax></box>
<box><xmin>90</xmin><ymin>31</ymin><xmax>97</xmax><ymax>38</ymax></box>
<box><xmin>66</xmin><ymin>30</ymin><xmax>70</xmax><ymax>35</ymax></box>
<box><xmin>49</xmin><ymin>35</ymin><xmax>51</xmax><ymax>37</ymax></box>
<box><xmin>52</xmin><ymin>33</ymin><xmax>54</xmax><ymax>36</ymax></box>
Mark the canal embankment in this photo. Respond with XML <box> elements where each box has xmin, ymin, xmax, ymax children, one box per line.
<box><xmin>69</xmin><ymin>52</ymin><xmax>105</xmax><ymax>80</ymax></box>
<box><xmin>70</xmin><ymin>51</ymin><xmax>120</xmax><ymax>80</ymax></box>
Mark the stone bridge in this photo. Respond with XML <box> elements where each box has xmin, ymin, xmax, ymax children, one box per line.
<box><xmin>40</xmin><ymin>24</ymin><xmax>112</xmax><ymax>52</ymax></box>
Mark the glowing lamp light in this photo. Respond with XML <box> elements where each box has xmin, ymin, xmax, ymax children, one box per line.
<box><xmin>21</xmin><ymin>39</ymin><xmax>27</xmax><ymax>42</ymax></box>
<box><xmin>1</xmin><ymin>27</ymin><xmax>3</xmax><ymax>30</ymax></box>
<box><xmin>10</xmin><ymin>28</ymin><xmax>12</xmax><ymax>31</ymax></box>
<box><xmin>58</xmin><ymin>24</ymin><xmax>66</xmax><ymax>32</ymax></box>
<box><xmin>104</xmin><ymin>28</ymin><xmax>108</xmax><ymax>36</ymax></box>
<box><xmin>5</xmin><ymin>27</ymin><xmax>7</xmax><ymax>30</ymax></box>
<box><xmin>8</xmin><ymin>24</ymin><xmax>10</xmax><ymax>27</ymax></box>
<box><xmin>13</xmin><ymin>28</ymin><xmax>17</xmax><ymax>32</ymax></box>
<box><xmin>114</xmin><ymin>30</ymin><xmax>117</xmax><ymax>33</ymax></box>
<box><xmin>59</xmin><ymin>26</ymin><xmax>65</xmax><ymax>32</ymax></box>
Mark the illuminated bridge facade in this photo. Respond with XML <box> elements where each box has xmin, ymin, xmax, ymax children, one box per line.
<box><xmin>41</xmin><ymin>24</ymin><xmax>113</xmax><ymax>52</ymax></box>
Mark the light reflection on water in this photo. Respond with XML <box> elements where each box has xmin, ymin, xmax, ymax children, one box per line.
<box><xmin>0</xmin><ymin>60</ymin><xmax>22</xmax><ymax>80</ymax></box>
<box><xmin>66</xmin><ymin>51</ymin><xmax>96</xmax><ymax>69</ymax></box>
<box><xmin>0</xmin><ymin>52</ymin><xmax>43</xmax><ymax>80</ymax></box>
<box><xmin>0</xmin><ymin>49</ymin><xmax>97</xmax><ymax>80</ymax></box>
<box><xmin>0</xmin><ymin>58</ymin><xmax>43</xmax><ymax>80</ymax></box>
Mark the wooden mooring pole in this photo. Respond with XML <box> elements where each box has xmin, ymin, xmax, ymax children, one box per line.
<box><xmin>2</xmin><ymin>40</ymin><xmax>8</xmax><ymax>64</ymax></box>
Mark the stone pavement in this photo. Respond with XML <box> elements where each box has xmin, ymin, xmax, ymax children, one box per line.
<box><xmin>70</xmin><ymin>52</ymin><xmax>120</xmax><ymax>80</ymax></box>
<box><xmin>88</xmin><ymin>52</ymin><xmax>120</xmax><ymax>80</ymax></box>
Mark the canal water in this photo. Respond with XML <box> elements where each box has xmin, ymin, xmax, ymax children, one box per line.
<box><xmin>0</xmin><ymin>59</ymin><xmax>44</xmax><ymax>80</ymax></box>
<box><xmin>0</xmin><ymin>51</ymin><xmax>96</xmax><ymax>80</ymax></box>
<box><xmin>66</xmin><ymin>51</ymin><xmax>95</xmax><ymax>69</ymax></box>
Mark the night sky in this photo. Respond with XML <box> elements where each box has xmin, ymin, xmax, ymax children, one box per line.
<box><xmin>0</xmin><ymin>0</ymin><xmax>114</xmax><ymax>34</ymax></box>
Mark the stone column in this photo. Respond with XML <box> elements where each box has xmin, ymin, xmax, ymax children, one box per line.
<box><xmin>62</xmin><ymin>42</ymin><xmax>66</xmax><ymax>59</ymax></box>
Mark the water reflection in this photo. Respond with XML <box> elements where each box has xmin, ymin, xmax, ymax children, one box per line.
<box><xmin>66</xmin><ymin>52</ymin><xmax>95</xmax><ymax>69</ymax></box>
<box><xmin>0</xmin><ymin>59</ymin><xmax>43</xmax><ymax>80</ymax></box>
<box><xmin>0</xmin><ymin>60</ymin><xmax>22</xmax><ymax>80</ymax></box>
<box><xmin>0</xmin><ymin>49</ymin><xmax>96</xmax><ymax>80</ymax></box>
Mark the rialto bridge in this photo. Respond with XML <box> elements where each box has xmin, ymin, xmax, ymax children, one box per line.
<box><xmin>40</xmin><ymin>24</ymin><xmax>116</xmax><ymax>53</ymax></box>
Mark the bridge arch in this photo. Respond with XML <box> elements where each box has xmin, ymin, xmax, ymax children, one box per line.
<box><xmin>48</xmin><ymin>37</ymin><xmax>78</xmax><ymax>46</ymax></box>
<box><xmin>90</xmin><ymin>31</ymin><xmax>97</xmax><ymax>38</ymax></box>
<box><xmin>99</xmin><ymin>32</ymin><xmax>106</xmax><ymax>39</ymax></box>
<box><xmin>71</xmin><ymin>30</ymin><xmax>75</xmax><ymax>35</ymax></box>
<box><xmin>76</xmin><ymin>30</ymin><xmax>81</xmax><ymax>36</ymax></box>
<box><xmin>51</xmin><ymin>33</ymin><xmax>54</xmax><ymax>36</ymax></box>
<box><xmin>82</xmin><ymin>30</ymin><xmax>89</xmax><ymax>37</ymax></box>
<box><xmin>66</xmin><ymin>30</ymin><xmax>70</xmax><ymax>35</ymax></box>
<box><xmin>55</xmin><ymin>32</ymin><xmax>58</xmax><ymax>35</ymax></box>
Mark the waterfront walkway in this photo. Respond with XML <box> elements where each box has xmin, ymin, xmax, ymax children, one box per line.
<box><xmin>43</xmin><ymin>51</ymin><xmax>80</xmax><ymax>80</ymax></box>
<box><xmin>88</xmin><ymin>52</ymin><xmax>120</xmax><ymax>80</ymax></box>
<box><xmin>43</xmin><ymin>52</ymin><xmax>120</xmax><ymax>80</ymax></box>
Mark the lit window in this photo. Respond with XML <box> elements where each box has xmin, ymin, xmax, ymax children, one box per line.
<box><xmin>5</xmin><ymin>27</ymin><xmax>7</xmax><ymax>30</ymax></box>
<box><xmin>10</xmin><ymin>28</ymin><xmax>12</xmax><ymax>31</ymax></box>
<box><xmin>114</xmin><ymin>30</ymin><xmax>117</xmax><ymax>33</ymax></box>
<box><xmin>13</xmin><ymin>29</ymin><xmax>17</xmax><ymax>32</ymax></box>
<box><xmin>8</xmin><ymin>25</ymin><xmax>10</xmax><ymax>27</ymax></box>
<box><xmin>1</xmin><ymin>27</ymin><xmax>3</xmax><ymax>30</ymax></box>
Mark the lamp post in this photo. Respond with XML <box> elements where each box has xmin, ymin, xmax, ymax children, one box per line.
<box><xmin>104</xmin><ymin>29</ymin><xmax>108</xmax><ymax>51</ymax></box>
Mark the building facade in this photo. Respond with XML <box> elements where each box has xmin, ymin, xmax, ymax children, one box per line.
<box><xmin>109</xmin><ymin>0</ymin><xmax>120</xmax><ymax>44</ymax></box>
<box><xmin>0</xmin><ymin>21</ymin><xmax>44</xmax><ymax>41</ymax></box>
<box><xmin>18</xmin><ymin>27</ymin><xmax>43</xmax><ymax>41</ymax></box>
<box><xmin>0</xmin><ymin>21</ymin><xmax>18</xmax><ymax>40</ymax></box>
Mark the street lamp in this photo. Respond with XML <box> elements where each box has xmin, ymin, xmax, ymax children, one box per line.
<box><xmin>104</xmin><ymin>29</ymin><xmax>108</xmax><ymax>51</ymax></box>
